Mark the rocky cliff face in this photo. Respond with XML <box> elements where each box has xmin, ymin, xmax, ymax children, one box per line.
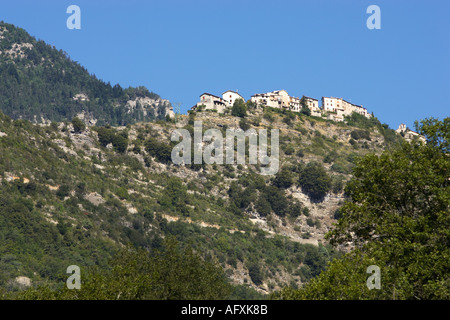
<box><xmin>126</xmin><ymin>96</ymin><xmax>175</xmax><ymax>119</ymax></box>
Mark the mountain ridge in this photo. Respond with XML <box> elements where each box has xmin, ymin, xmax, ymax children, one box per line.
<box><xmin>0</xmin><ymin>21</ymin><xmax>174</xmax><ymax>125</ymax></box>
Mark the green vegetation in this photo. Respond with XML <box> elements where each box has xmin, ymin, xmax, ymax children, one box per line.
<box><xmin>0</xmin><ymin>108</ymin><xmax>351</xmax><ymax>298</ymax></box>
<box><xmin>2</xmin><ymin>21</ymin><xmax>439</xmax><ymax>300</ymax></box>
<box><xmin>144</xmin><ymin>136</ymin><xmax>173</xmax><ymax>163</ymax></box>
<box><xmin>273</xmin><ymin>118</ymin><xmax>449</xmax><ymax>300</ymax></box>
<box><xmin>7</xmin><ymin>238</ymin><xmax>231</xmax><ymax>300</ymax></box>
<box><xmin>350</xmin><ymin>129</ymin><xmax>371</xmax><ymax>141</ymax></box>
<box><xmin>0</xmin><ymin>22</ymin><xmax>170</xmax><ymax>125</ymax></box>
<box><xmin>298</xmin><ymin>162</ymin><xmax>332</xmax><ymax>202</ymax></box>
<box><xmin>71</xmin><ymin>117</ymin><xmax>85</xmax><ymax>133</ymax></box>
<box><xmin>159</xmin><ymin>177</ymin><xmax>190</xmax><ymax>216</ymax></box>
<box><xmin>0</xmin><ymin>105</ymin><xmax>429</xmax><ymax>299</ymax></box>
<box><xmin>299</xmin><ymin>97</ymin><xmax>311</xmax><ymax>116</ymax></box>
<box><xmin>231</xmin><ymin>99</ymin><xmax>247</xmax><ymax>118</ymax></box>
<box><xmin>95</xmin><ymin>126</ymin><xmax>129</xmax><ymax>153</ymax></box>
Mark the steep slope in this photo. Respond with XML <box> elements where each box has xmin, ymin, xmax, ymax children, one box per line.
<box><xmin>0</xmin><ymin>104</ymin><xmax>404</xmax><ymax>294</ymax></box>
<box><xmin>0</xmin><ymin>21</ymin><xmax>408</xmax><ymax>297</ymax></box>
<box><xmin>0</xmin><ymin>22</ymin><xmax>174</xmax><ymax>125</ymax></box>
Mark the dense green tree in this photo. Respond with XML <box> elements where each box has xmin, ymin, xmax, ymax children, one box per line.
<box><xmin>231</xmin><ymin>99</ymin><xmax>247</xmax><ymax>118</ymax></box>
<box><xmin>298</xmin><ymin>162</ymin><xmax>332</xmax><ymax>202</ymax></box>
<box><xmin>111</xmin><ymin>134</ymin><xmax>128</xmax><ymax>153</ymax></box>
<box><xmin>248</xmin><ymin>264</ymin><xmax>263</xmax><ymax>286</ymax></box>
<box><xmin>239</xmin><ymin>118</ymin><xmax>251</xmax><ymax>131</ymax></box>
<box><xmin>275</xmin><ymin>117</ymin><xmax>449</xmax><ymax>300</ymax></box>
<box><xmin>228</xmin><ymin>181</ymin><xmax>257</xmax><ymax>212</ymax></box>
<box><xmin>144</xmin><ymin>137</ymin><xmax>172</xmax><ymax>163</ymax></box>
<box><xmin>263</xmin><ymin>186</ymin><xmax>289</xmax><ymax>217</ymax></box>
<box><xmin>255</xmin><ymin>196</ymin><xmax>272</xmax><ymax>217</ymax></box>
<box><xmin>96</xmin><ymin>127</ymin><xmax>114</xmax><ymax>147</ymax></box>
<box><xmin>415</xmin><ymin>117</ymin><xmax>449</xmax><ymax>153</ymax></box>
<box><xmin>350</xmin><ymin>129</ymin><xmax>371</xmax><ymax>141</ymax></box>
<box><xmin>299</xmin><ymin>97</ymin><xmax>311</xmax><ymax>116</ymax></box>
<box><xmin>159</xmin><ymin>177</ymin><xmax>190</xmax><ymax>215</ymax></box>
<box><xmin>12</xmin><ymin>238</ymin><xmax>231</xmax><ymax>300</ymax></box>
<box><xmin>71</xmin><ymin>117</ymin><xmax>85</xmax><ymax>133</ymax></box>
<box><xmin>272</xmin><ymin>167</ymin><xmax>294</xmax><ymax>189</ymax></box>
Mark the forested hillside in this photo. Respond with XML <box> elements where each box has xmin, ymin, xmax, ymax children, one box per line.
<box><xmin>0</xmin><ymin>22</ymin><xmax>173</xmax><ymax>125</ymax></box>
<box><xmin>0</xmin><ymin>21</ymin><xmax>446</xmax><ymax>301</ymax></box>
<box><xmin>0</xmin><ymin>97</ymin><xmax>411</xmax><ymax>298</ymax></box>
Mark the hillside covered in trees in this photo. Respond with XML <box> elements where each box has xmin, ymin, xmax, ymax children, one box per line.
<box><xmin>0</xmin><ymin>94</ymin><xmax>431</xmax><ymax>299</ymax></box>
<box><xmin>0</xmin><ymin>22</ymin><xmax>173</xmax><ymax>125</ymax></box>
<box><xmin>0</xmin><ymin>21</ymin><xmax>447</xmax><ymax>301</ymax></box>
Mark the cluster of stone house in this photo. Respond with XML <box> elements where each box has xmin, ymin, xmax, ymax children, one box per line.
<box><xmin>321</xmin><ymin>96</ymin><xmax>371</xmax><ymax>121</ymax></box>
<box><xmin>191</xmin><ymin>90</ymin><xmax>245</xmax><ymax>114</ymax></box>
<box><xmin>250</xmin><ymin>90</ymin><xmax>322</xmax><ymax>117</ymax></box>
<box><xmin>191</xmin><ymin>89</ymin><xmax>372</xmax><ymax>121</ymax></box>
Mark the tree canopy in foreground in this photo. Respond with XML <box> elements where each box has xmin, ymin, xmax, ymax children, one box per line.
<box><xmin>4</xmin><ymin>238</ymin><xmax>231</xmax><ymax>300</ymax></box>
<box><xmin>273</xmin><ymin>117</ymin><xmax>449</xmax><ymax>300</ymax></box>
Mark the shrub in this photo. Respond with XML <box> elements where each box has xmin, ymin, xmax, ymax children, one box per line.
<box><xmin>255</xmin><ymin>196</ymin><xmax>272</xmax><ymax>217</ymax></box>
<box><xmin>71</xmin><ymin>117</ymin><xmax>85</xmax><ymax>133</ymax></box>
<box><xmin>56</xmin><ymin>185</ymin><xmax>70</xmax><ymax>199</ymax></box>
<box><xmin>111</xmin><ymin>134</ymin><xmax>128</xmax><ymax>153</ymax></box>
<box><xmin>272</xmin><ymin>167</ymin><xmax>294</xmax><ymax>189</ymax></box>
<box><xmin>97</xmin><ymin>127</ymin><xmax>114</xmax><ymax>147</ymax></box>
<box><xmin>159</xmin><ymin>177</ymin><xmax>189</xmax><ymax>215</ymax></box>
<box><xmin>231</xmin><ymin>99</ymin><xmax>247</xmax><ymax>118</ymax></box>
<box><xmin>283</xmin><ymin>144</ymin><xmax>295</xmax><ymax>155</ymax></box>
<box><xmin>302</xmin><ymin>207</ymin><xmax>310</xmax><ymax>216</ymax></box>
<box><xmin>248</xmin><ymin>264</ymin><xmax>263</xmax><ymax>286</ymax></box>
<box><xmin>145</xmin><ymin>137</ymin><xmax>172</xmax><ymax>163</ymax></box>
<box><xmin>298</xmin><ymin>162</ymin><xmax>332</xmax><ymax>202</ymax></box>
<box><xmin>239</xmin><ymin>118</ymin><xmax>251</xmax><ymax>131</ymax></box>
<box><xmin>116</xmin><ymin>187</ymin><xmax>129</xmax><ymax>200</ymax></box>
<box><xmin>263</xmin><ymin>112</ymin><xmax>274</xmax><ymax>123</ymax></box>
<box><xmin>350</xmin><ymin>129</ymin><xmax>371</xmax><ymax>141</ymax></box>
<box><xmin>331</xmin><ymin>163</ymin><xmax>347</xmax><ymax>174</ymax></box>
<box><xmin>324</xmin><ymin>150</ymin><xmax>338</xmax><ymax>164</ymax></box>
<box><xmin>287</xmin><ymin>202</ymin><xmax>303</xmax><ymax>218</ymax></box>
<box><xmin>263</xmin><ymin>186</ymin><xmax>289</xmax><ymax>217</ymax></box>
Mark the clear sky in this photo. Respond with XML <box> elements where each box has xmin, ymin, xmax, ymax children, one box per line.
<box><xmin>0</xmin><ymin>0</ymin><xmax>449</xmax><ymax>129</ymax></box>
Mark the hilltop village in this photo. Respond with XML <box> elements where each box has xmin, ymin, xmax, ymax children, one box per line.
<box><xmin>191</xmin><ymin>89</ymin><xmax>372</xmax><ymax>122</ymax></box>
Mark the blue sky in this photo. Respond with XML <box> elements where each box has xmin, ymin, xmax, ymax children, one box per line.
<box><xmin>0</xmin><ymin>0</ymin><xmax>448</xmax><ymax>129</ymax></box>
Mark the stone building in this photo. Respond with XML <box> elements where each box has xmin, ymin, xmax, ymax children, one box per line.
<box><xmin>321</xmin><ymin>97</ymin><xmax>371</xmax><ymax>120</ymax></box>
<box><xmin>250</xmin><ymin>90</ymin><xmax>290</xmax><ymax>109</ymax></box>
<box><xmin>192</xmin><ymin>93</ymin><xmax>227</xmax><ymax>113</ymax></box>
<box><xmin>191</xmin><ymin>89</ymin><xmax>374</xmax><ymax>122</ymax></box>
<box><xmin>222</xmin><ymin>90</ymin><xmax>244</xmax><ymax>107</ymax></box>
<box><xmin>191</xmin><ymin>90</ymin><xmax>245</xmax><ymax>113</ymax></box>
